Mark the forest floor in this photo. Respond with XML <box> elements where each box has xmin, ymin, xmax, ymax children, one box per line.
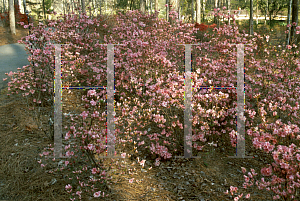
<box><xmin>0</xmin><ymin>25</ymin><xmax>29</xmax><ymax>46</ymax></box>
<box><xmin>0</xmin><ymin>21</ymin><xmax>294</xmax><ymax>201</ymax></box>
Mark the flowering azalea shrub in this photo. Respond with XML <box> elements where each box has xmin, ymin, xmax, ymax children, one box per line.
<box><xmin>3</xmin><ymin>6</ymin><xmax>300</xmax><ymax>200</ymax></box>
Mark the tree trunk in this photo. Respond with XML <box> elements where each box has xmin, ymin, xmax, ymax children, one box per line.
<box><xmin>130</xmin><ymin>0</ymin><xmax>133</xmax><ymax>10</ymax></box>
<box><xmin>22</xmin><ymin>0</ymin><xmax>26</xmax><ymax>15</ymax></box>
<box><xmin>140</xmin><ymin>0</ymin><xmax>145</xmax><ymax>13</ymax></box>
<box><xmin>268</xmin><ymin>0</ymin><xmax>271</xmax><ymax>29</ymax></box>
<box><xmin>166</xmin><ymin>0</ymin><xmax>169</xmax><ymax>21</ymax></box>
<box><xmin>256</xmin><ymin>0</ymin><xmax>258</xmax><ymax>24</ymax></box>
<box><xmin>287</xmin><ymin>0</ymin><xmax>292</xmax><ymax>45</ymax></box>
<box><xmin>155</xmin><ymin>0</ymin><xmax>158</xmax><ymax>11</ymax></box>
<box><xmin>9</xmin><ymin>0</ymin><xmax>16</xmax><ymax>34</ymax></box>
<box><xmin>71</xmin><ymin>0</ymin><xmax>74</xmax><ymax>13</ymax></box>
<box><xmin>214</xmin><ymin>0</ymin><xmax>218</xmax><ymax>24</ymax></box>
<box><xmin>291</xmin><ymin>0</ymin><xmax>298</xmax><ymax>44</ymax></box>
<box><xmin>202</xmin><ymin>0</ymin><xmax>205</xmax><ymax>22</ymax></box>
<box><xmin>14</xmin><ymin>0</ymin><xmax>18</xmax><ymax>25</ymax></box>
<box><xmin>99</xmin><ymin>0</ymin><xmax>102</xmax><ymax>15</ymax></box>
<box><xmin>228</xmin><ymin>0</ymin><xmax>230</xmax><ymax>25</ymax></box>
<box><xmin>191</xmin><ymin>0</ymin><xmax>194</xmax><ymax>23</ymax></box>
<box><xmin>42</xmin><ymin>0</ymin><xmax>45</xmax><ymax>20</ymax></box>
<box><xmin>81</xmin><ymin>0</ymin><xmax>86</xmax><ymax>13</ymax></box>
<box><xmin>196</xmin><ymin>0</ymin><xmax>200</xmax><ymax>23</ymax></box>
<box><xmin>89</xmin><ymin>1</ymin><xmax>91</xmax><ymax>17</ymax></box>
<box><xmin>264</xmin><ymin>0</ymin><xmax>267</xmax><ymax>25</ymax></box>
<box><xmin>250</xmin><ymin>0</ymin><xmax>253</xmax><ymax>35</ymax></box>
<box><xmin>177</xmin><ymin>0</ymin><xmax>180</xmax><ymax>20</ymax></box>
<box><xmin>3</xmin><ymin>0</ymin><xmax>6</xmax><ymax>12</ymax></box>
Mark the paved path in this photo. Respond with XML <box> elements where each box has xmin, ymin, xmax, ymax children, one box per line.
<box><xmin>0</xmin><ymin>43</ymin><xmax>30</xmax><ymax>91</ymax></box>
<box><xmin>0</xmin><ymin>27</ymin><xmax>57</xmax><ymax>92</ymax></box>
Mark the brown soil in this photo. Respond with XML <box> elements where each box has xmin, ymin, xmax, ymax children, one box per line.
<box><xmin>0</xmin><ymin>25</ymin><xmax>29</xmax><ymax>46</ymax></box>
<box><xmin>0</xmin><ymin>22</ymin><xmax>295</xmax><ymax>201</ymax></box>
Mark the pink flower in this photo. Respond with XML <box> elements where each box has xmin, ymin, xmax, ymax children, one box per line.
<box><xmin>230</xmin><ymin>186</ymin><xmax>238</xmax><ymax>195</ymax></box>
<box><xmin>90</xmin><ymin>100</ymin><xmax>97</xmax><ymax>106</ymax></box>
<box><xmin>94</xmin><ymin>191</ymin><xmax>101</xmax><ymax>197</ymax></box>
<box><xmin>129</xmin><ymin>178</ymin><xmax>134</xmax><ymax>183</ymax></box>
<box><xmin>265</xmin><ymin>35</ymin><xmax>269</xmax><ymax>42</ymax></box>
<box><xmin>296</xmin><ymin>154</ymin><xmax>300</xmax><ymax>161</ymax></box>
<box><xmin>80</xmin><ymin>111</ymin><xmax>89</xmax><ymax>120</ymax></box>
<box><xmin>165</xmin><ymin>4</ymin><xmax>168</xmax><ymax>7</ymax></box>
<box><xmin>66</xmin><ymin>151</ymin><xmax>74</xmax><ymax>157</ymax></box>
<box><xmin>139</xmin><ymin>22</ymin><xmax>146</xmax><ymax>27</ymax></box>
<box><xmin>121</xmin><ymin>153</ymin><xmax>126</xmax><ymax>158</ymax></box>
<box><xmin>261</xmin><ymin>166</ymin><xmax>272</xmax><ymax>176</ymax></box>
<box><xmin>92</xmin><ymin>167</ymin><xmax>97</xmax><ymax>174</ymax></box>
<box><xmin>139</xmin><ymin>159</ymin><xmax>146</xmax><ymax>168</ymax></box>
<box><xmin>162</xmin><ymin>101</ymin><xmax>168</xmax><ymax>107</ymax></box>
<box><xmin>87</xmin><ymin>89</ymin><xmax>97</xmax><ymax>96</ymax></box>
<box><xmin>87</xmin><ymin>144</ymin><xmax>95</xmax><ymax>150</ymax></box>
<box><xmin>91</xmin><ymin>111</ymin><xmax>99</xmax><ymax>118</ymax></box>
<box><xmin>241</xmin><ymin>167</ymin><xmax>247</xmax><ymax>174</ymax></box>
<box><xmin>65</xmin><ymin>161</ymin><xmax>69</xmax><ymax>166</ymax></box>
<box><xmin>154</xmin><ymin>158</ymin><xmax>160</xmax><ymax>166</ymax></box>
<box><xmin>65</xmin><ymin>184</ymin><xmax>72</xmax><ymax>190</ymax></box>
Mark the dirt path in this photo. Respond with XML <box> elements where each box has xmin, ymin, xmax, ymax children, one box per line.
<box><xmin>0</xmin><ymin>25</ymin><xmax>29</xmax><ymax>46</ymax></box>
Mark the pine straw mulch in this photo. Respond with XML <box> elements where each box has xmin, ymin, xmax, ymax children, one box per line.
<box><xmin>0</xmin><ymin>81</ymin><xmax>286</xmax><ymax>201</ymax></box>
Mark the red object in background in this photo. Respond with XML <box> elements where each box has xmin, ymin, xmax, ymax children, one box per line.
<box><xmin>0</xmin><ymin>4</ymin><xmax>29</xmax><ymax>26</ymax></box>
<box><xmin>194</xmin><ymin>22</ymin><xmax>217</xmax><ymax>31</ymax></box>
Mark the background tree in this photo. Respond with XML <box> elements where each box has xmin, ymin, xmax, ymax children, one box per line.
<box><xmin>214</xmin><ymin>0</ymin><xmax>218</xmax><ymax>24</ymax></box>
<box><xmin>14</xmin><ymin>0</ymin><xmax>18</xmax><ymax>24</ymax></box>
<box><xmin>287</xmin><ymin>0</ymin><xmax>292</xmax><ymax>45</ymax></box>
<box><xmin>290</xmin><ymin>0</ymin><xmax>298</xmax><ymax>44</ymax></box>
<box><xmin>191</xmin><ymin>0</ymin><xmax>193</xmax><ymax>23</ymax></box>
<box><xmin>3</xmin><ymin>0</ymin><xmax>7</xmax><ymax>12</ymax></box>
<box><xmin>9</xmin><ymin>0</ymin><xmax>15</xmax><ymax>34</ymax></box>
<box><xmin>81</xmin><ymin>0</ymin><xmax>86</xmax><ymax>13</ymax></box>
<box><xmin>140</xmin><ymin>0</ymin><xmax>145</xmax><ymax>13</ymax></box>
<box><xmin>196</xmin><ymin>0</ymin><xmax>200</xmax><ymax>23</ymax></box>
<box><xmin>202</xmin><ymin>0</ymin><xmax>206</xmax><ymax>22</ymax></box>
<box><xmin>250</xmin><ymin>0</ymin><xmax>253</xmax><ymax>34</ymax></box>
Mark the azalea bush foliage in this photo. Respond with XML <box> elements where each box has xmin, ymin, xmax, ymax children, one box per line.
<box><xmin>3</xmin><ymin>6</ymin><xmax>300</xmax><ymax>200</ymax></box>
